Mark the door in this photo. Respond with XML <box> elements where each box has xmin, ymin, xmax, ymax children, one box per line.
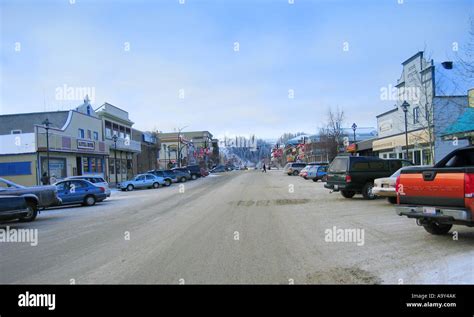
<box><xmin>76</xmin><ymin>157</ymin><xmax>83</xmax><ymax>176</ymax></box>
<box><xmin>134</xmin><ymin>175</ymin><xmax>146</xmax><ymax>188</ymax></box>
<box><xmin>69</xmin><ymin>180</ymin><xmax>88</xmax><ymax>203</ymax></box>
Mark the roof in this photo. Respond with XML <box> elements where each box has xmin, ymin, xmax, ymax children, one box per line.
<box><xmin>0</xmin><ymin>111</ymin><xmax>70</xmax><ymax>135</ymax></box>
<box><xmin>442</xmin><ymin>107</ymin><xmax>474</xmax><ymax>136</ymax></box>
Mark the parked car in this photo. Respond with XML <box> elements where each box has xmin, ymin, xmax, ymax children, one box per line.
<box><xmin>0</xmin><ymin>196</ymin><xmax>31</xmax><ymax>222</ymax></box>
<box><xmin>324</xmin><ymin>156</ymin><xmax>413</xmax><ymax>199</ymax></box>
<box><xmin>284</xmin><ymin>162</ymin><xmax>307</xmax><ymax>176</ymax></box>
<box><xmin>299</xmin><ymin>165</ymin><xmax>311</xmax><ymax>178</ymax></box>
<box><xmin>118</xmin><ymin>173</ymin><xmax>166</xmax><ymax>191</ymax></box>
<box><xmin>148</xmin><ymin>170</ymin><xmax>176</xmax><ymax>186</ymax></box>
<box><xmin>373</xmin><ymin>166</ymin><xmax>427</xmax><ymax>204</ymax></box>
<box><xmin>183</xmin><ymin>165</ymin><xmax>202</xmax><ymax>180</ymax></box>
<box><xmin>210</xmin><ymin>165</ymin><xmax>227</xmax><ymax>173</ymax></box>
<box><xmin>396</xmin><ymin>146</ymin><xmax>474</xmax><ymax>235</ymax></box>
<box><xmin>171</xmin><ymin>169</ymin><xmax>192</xmax><ymax>182</ymax></box>
<box><xmin>0</xmin><ymin>177</ymin><xmax>62</xmax><ymax>222</ymax></box>
<box><xmin>308</xmin><ymin>165</ymin><xmax>328</xmax><ymax>182</ymax></box>
<box><xmin>55</xmin><ymin>179</ymin><xmax>107</xmax><ymax>206</ymax></box>
<box><xmin>67</xmin><ymin>176</ymin><xmax>111</xmax><ymax>197</ymax></box>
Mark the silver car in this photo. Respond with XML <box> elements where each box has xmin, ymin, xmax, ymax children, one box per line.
<box><xmin>67</xmin><ymin>176</ymin><xmax>111</xmax><ymax>197</ymax></box>
<box><xmin>118</xmin><ymin>173</ymin><xmax>166</xmax><ymax>191</ymax></box>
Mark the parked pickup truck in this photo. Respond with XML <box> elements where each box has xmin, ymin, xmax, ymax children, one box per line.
<box><xmin>396</xmin><ymin>146</ymin><xmax>474</xmax><ymax>235</ymax></box>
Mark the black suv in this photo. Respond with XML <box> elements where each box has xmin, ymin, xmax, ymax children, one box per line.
<box><xmin>324</xmin><ymin>156</ymin><xmax>412</xmax><ymax>199</ymax></box>
<box><xmin>180</xmin><ymin>165</ymin><xmax>202</xmax><ymax>180</ymax></box>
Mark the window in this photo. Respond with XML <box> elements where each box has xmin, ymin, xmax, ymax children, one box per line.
<box><xmin>329</xmin><ymin>158</ymin><xmax>348</xmax><ymax>172</ymax></box>
<box><xmin>369</xmin><ymin>161</ymin><xmax>385</xmax><ymax>170</ymax></box>
<box><xmin>87</xmin><ymin>130</ymin><xmax>92</xmax><ymax>139</ymax></box>
<box><xmin>82</xmin><ymin>157</ymin><xmax>90</xmax><ymax>173</ymax></box>
<box><xmin>352</xmin><ymin>162</ymin><xmax>369</xmax><ymax>171</ymax></box>
<box><xmin>10</xmin><ymin>130</ymin><xmax>22</xmax><ymax>134</ymax></box>
<box><xmin>413</xmin><ymin>107</ymin><xmax>420</xmax><ymax>124</ymax></box>
<box><xmin>146</xmin><ymin>175</ymin><xmax>155</xmax><ymax>180</ymax></box>
<box><xmin>78</xmin><ymin>129</ymin><xmax>85</xmax><ymax>139</ymax></box>
<box><xmin>93</xmin><ymin>131</ymin><xmax>99</xmax><ymax>141</ymax></box>
<box><xmin>105</xmin><ymin>121</ymin><xmax>112</xmax><ymax>139</ymax></box>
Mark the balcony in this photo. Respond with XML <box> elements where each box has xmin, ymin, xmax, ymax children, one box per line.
<box><xmin>105</xmin><ymin>137</ymin><xmax>141</xmax><ymax>153</ymax></box>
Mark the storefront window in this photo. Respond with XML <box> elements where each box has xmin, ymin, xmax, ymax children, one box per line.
<box><xmin>82</xmin><ymin>157</ymin><xmax>90</xmax><ymax>173</ymax></box>
<box><xmin>97</xmin><ymin>159</ymin><xmax>103</xmax><ymax>173</ymax></box>
<box><xmin>423</xmin><ymin>149</ymin><xmax>432</xmax><ymax>165</ymax></box>
<box><xmin>41</xmin><ymin>157</ymin><xmax>67</xmax><ymax>180</ymax></box>
<box><xmin>109</xmin><ymin>158</ymin><xmax>115</xmax><ymax>175</ymax></box>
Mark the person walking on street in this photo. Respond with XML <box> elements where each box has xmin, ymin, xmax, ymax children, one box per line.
<box><xmin>262</xmin><ymin>163</ymin><xmax>266</xmax><ymax>173</ymax></box>
<box><xmin>41</xmin><ymin>172</ymin><xmax>50</xmax><ymax>185</ymax></box>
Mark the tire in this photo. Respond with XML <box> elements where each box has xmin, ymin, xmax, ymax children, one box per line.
<box><xmin>83</xmin><ymin>195</ymin><xmax>96</xmax><ymax>206</ymax></box>
<box><xmin>180</xmin><ymin>177</ymin><xmax>187</xmax><ymax>183</ymax></box>
<box><xmin>292</xmin><ymin>170</ymin><xmax>299</xmax><ymax>176</ymax></box>
<box><xmin>340</xmin><ymin>190</ymin><xmax>356</xmax><ymax>198</ymax></box>
<box><xmin>127</xmin><ymin>184</ymin><xmax>134</xmax><ymax>191</ymax></box>
<box><xmin>422</xmin><ymin>222</ymin><xmax>453</xmax><ymax>235</ymax></box>
<box><xmin>191</xmin><ymin>174</ymin><xmax>197</xmax><ymax>180</ymax></box>
<box><xmin>362</xmin><ymin>182</ymin><xmax>376</xmax><ymax>200</ymax></box>
<box><xmin>322</xmin><ymin>175</ymin><xmax>328</xmax><ymax>182</ymax></box>
<box><xmin>152</xmin><ymin>182</ymin><xmax>160</xmax><ymax>189</ymax></box>
<box><xmin>18</xmin><ymin>200</ymin><xmax>38</xmax><ymax>222</ymax></box>
<box><xmin>164</xmin><ymin>179</ymin><xmax>171</xmax><ymax>187</ymax></box>
<box><xmin>387</xmin><ymin>196</ymin><xmax>397</xmax><ymax>204</ymax></box>
<box><xmin>312</xmin><ymin>178</ymin><xmax>319</xmax><ymax>182</ymax></box>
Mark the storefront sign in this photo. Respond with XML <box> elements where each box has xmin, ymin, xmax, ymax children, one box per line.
<box><xmin>77</xmin><ymin>140</ymin><xmax>95</xmax><ymax>150</ymax></box>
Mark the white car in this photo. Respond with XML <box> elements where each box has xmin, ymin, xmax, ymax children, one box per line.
<box><xmin>67</xmin><ymin>176</ymin><xmax>111</xmax><ymax>197</ymax></box>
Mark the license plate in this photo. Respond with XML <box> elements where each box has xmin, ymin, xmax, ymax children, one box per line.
<box><xmin>334</xmin><ymin>185</ymin><xmax>339</xmax><ymax>190</ymax></box>
<box><xmin>423</xmin><ymin>207</ymin><xmax>436</xmax><ymax>215</ymax></box>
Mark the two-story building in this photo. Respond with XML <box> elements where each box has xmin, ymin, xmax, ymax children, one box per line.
<box><xmin>373</xmin><ymin>51</ymin><xmax>470</xmax><ymax>165</ymax></box>
<box><xmin>0</xmin><ymin>97</ymin><xmax>108</xmax><ymax>186</ymax></box>
<box><xmin>95</xmin><ymin>102</ymin><xmax>141</xmax><ymax>184</ymax></box>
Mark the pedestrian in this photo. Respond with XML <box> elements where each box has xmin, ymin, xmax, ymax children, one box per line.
<box><xmin>41</xmin><ymin>172</ymin><xmax>50</xmax><ymax>185</ymax></box>
<box><xmin>262</xmin><ymin>163</ymin><xmax>266</xmax><ymax>173</ymax></box>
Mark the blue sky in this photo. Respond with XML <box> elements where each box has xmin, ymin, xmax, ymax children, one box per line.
<box><xmin>1</xmin><ymin>0</ymin><xmax>473</xmax><ymax>139</ymax></box>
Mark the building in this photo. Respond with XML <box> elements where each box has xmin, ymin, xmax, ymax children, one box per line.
<box><xmin>373</xmin><ymin>52</ymin><xmax>470</xmax><ymax>165</ymax></box>
<box><xmin>0</xmin><ymin>98</ymin><xmax>108</xmax><ymax>186</ymax></box>
<box><xmin>132</xmin><ymin>129</ymin><xmax>160</xmax><ymax>174</ymax></box>
<box><xmin>157</xmin><ymin>131</ymin><xmax>214</xmax><ymax>168</ymax></box>
<box><xmin>95</xmin><ymin>102</ymin><xmax>141</xmax><ymax>184</ymax></box>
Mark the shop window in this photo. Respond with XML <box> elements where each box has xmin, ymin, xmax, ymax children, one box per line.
<box><xmin>41</xmin><ymin>157</ymin><xmax>67</xmax><ymax>179</ymax></box>
<box><xmin>90</xmin><ymin>158</ymin><xmax>96</xmax><ymax>172</ymax></box>
<box><xmin>82</xmin><ymin>157</ymin><xmax>90</xmax><ymax>173</ymax></box>
<box><xmin>97</xmin><ymin>159</ymin><xmax>103</xmax><ymax>173</ymax></box>
<box><xmin>109</xmin><ymin>158</ymin><xmax>115</xmax><ymax>174</ymax></box>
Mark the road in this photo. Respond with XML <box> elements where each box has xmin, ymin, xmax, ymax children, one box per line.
<box><xmin>1</xmin><ymin>170</ymin><xmax>473</xmax><ymax>284</ymax></box>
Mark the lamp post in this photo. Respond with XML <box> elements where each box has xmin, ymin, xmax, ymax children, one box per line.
<box><xmin>351</xmin><ymin>123</ymin><xmax>357</xmax><ymax>143</ymax></box>
<box><xmin>41</xmin><ymin>118</ymin><xmax>52</xmax><ymax>184</ymax></box>
<box><xmin>163</xmin><ymin>144</ymin><xmax>167</xmax><ymax>169</ymax></box>
<box><xmin>177</xmin><ymin>126</ymin><xmax>188</xmax><ymax>167</ymax></box>
<box><xmin>401</xmin><ymin>101</ymin><xmax>410</xmax><ymax>160</ymax></box>
<box><xmin>112</xmin><ymin>134</ymin><xmax>118</xmax><ymax>185</ymax></box>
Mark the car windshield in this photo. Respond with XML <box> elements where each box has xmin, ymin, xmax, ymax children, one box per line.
<box><xmin>0</xmin><ymin>178</ymin><xmax>25</xmax><ymax>190</ymax></box>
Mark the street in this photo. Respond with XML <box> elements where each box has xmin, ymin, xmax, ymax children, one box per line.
<box><xmin>1</xmin><ymin>170</ymin><xmax>473</xmax><ymax>285</ymax></box>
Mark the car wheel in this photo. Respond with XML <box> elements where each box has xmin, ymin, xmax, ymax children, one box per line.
<box><xmin>152</xmin><ymin>182</ymin><xmax>160</xmax><ymax>189</ymax></box>
<box><xmin>322</xmin><ymin>175</ymin><xmax>328</xmax><ymax>182</ymax></box>
<box><xmin>18</xmin><ymin>200</ymin><xmax>38</xmax><ymax>222</ymax></box>
<box><xmin>127</xmin><ymin>184</ymin><xmax>134</xmax><ymax>191</ymax></box>
<box><xmin>164</xmin><ymin>179</ymin><xmax>171</xmax><ymax>187</ymax></box>
<box><xmin>312</xmin><ymin>178</ymin><xmax>319</xmax><ymax>182</ymax></box>
<box><xmin>83</xmin><ymin>195</ymin><xmax>96</xmax><ymax>206</ymax></box>
<box><xmin>181</xmin><ymin>177</ymin><xmax>187</xmax><ymax>182</ymax></box>
<box><xmin>340</xmin><ymin>190</ymin><xmax>356</xmax><ymax>198</ymax></box>
<box><xmin>422</xmin><ymin>222</ymin><xmax>452</xmax><ymax>235</ymax></box>
<box><xmin>191</xmin><ymin>174</ymin><xmax>197</xmax><ymax>180</ymax></box>
<box><xmin>387</xmin><ymin>197</ymin><xmax>397</xmax><ymax>204</ymax></box>
<box><xmin>292</xmin><ymin>170</ymin><xmax>299</xmax><ymax>176</ymax></box>
<box><xmin>362</xmin><ymin>182</ymin><xmax>376</xmax><ymax>200</ymax></box>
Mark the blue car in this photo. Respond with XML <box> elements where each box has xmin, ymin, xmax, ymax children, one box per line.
<box><xmin>307</xmin><ymin>165</ymin><xmax>328</xmax><ymax>182</ymax></box>
<box><xmin>55</xmin><ymin>179</ymin><xmax>107</xmax><ymax>206</ymax></box>
<box><xmin>118</xmin><ymin>173</ymin><xmax>166</xmax><ymax>191</ymax></box>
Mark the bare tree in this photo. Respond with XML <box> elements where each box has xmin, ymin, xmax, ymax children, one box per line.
<box><xmin>327</xmin><ymin>106</ymin><xmax>345</xmax><ymax>154</ymax></box>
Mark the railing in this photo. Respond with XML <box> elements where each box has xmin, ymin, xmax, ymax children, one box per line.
<box><xmin>105</xmin><ymin>138</ymin><xmax>141</xmax><ymax>152</ymax></box>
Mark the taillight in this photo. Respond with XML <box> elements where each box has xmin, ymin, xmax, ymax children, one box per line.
<box><xmin>99</xmin><ymin>187</ymin><xmax>105</xmax><ymax>193</ymax></box>
<box><xmin>465</xmin><ymin>173</ymin><xmax>474</xmax><ymax>198</ymax></box>
<box><xmin>345</xmin><ymin>175</ymin><xmax>351</xmax><ymax>183</ymax></box>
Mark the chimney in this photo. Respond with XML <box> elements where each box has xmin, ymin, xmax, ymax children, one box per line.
<box><xmin>441</xmin><ymin>61</ymin><xmax>453</xmax><ymax>70</ymax></box>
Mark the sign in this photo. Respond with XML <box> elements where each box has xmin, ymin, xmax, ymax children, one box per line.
<box><xmin>77</xmin><ymin>140</ymin><xmax>95</xmax><ymax>150</ymax></box>
<box><xmin>346</xmin><ymin>143</ymin><xmax>357</xmax><ymax>153</ymax></box>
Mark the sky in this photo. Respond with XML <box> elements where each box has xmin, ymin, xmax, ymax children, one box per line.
<box><xmin>1</xmin><ymin>0</ymin><xmax>473</xmax><ymax>140</ymax></box>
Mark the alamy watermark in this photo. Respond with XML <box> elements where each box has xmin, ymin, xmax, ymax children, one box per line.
<box><xmin>325</xmin><ymin>226</ymin><xmax>365</xmax><ymax>246</ymax></box>
<box><xmin>55</xmin><ymin>84</ymin><xmax>96</xmax><ymax>102</ymax></box>
<box><xmin>0</xmin><ymin>226</ymin><xmax>38</xmax><ymax>246</ymax></box>
<box><xmin>380</xmin><ymin>84</ymin><xmax>420</xmax><ymax>104</ymax></box>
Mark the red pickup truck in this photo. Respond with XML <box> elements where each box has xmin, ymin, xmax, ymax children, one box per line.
<box><xmin>395</xmin><ymin>146</ymin><xmax>474</xmax><ymax>235</ymax></box>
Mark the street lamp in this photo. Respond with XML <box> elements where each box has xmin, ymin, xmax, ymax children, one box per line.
<box><xmin>112</xmin><ymin>134</ymin><xmax>118</xmax><ymax>185</ymax></box>
<box><xmin>176</xmin><ymin>125</ymin><xmax>188</xmax><ymax>167</ymax></box>
<box><xmin>41</xmin><ymin>118</ymin><xmax>52</xmax><ymax>184</ymax></box>
<box><xmin>163</xmin><ymin>144</ymin><xmax>167</xmax><ymax>169</ymax></box>
<box><xmin>401</xmin><ymin>101</ymin><xmax>410</xmax><ymax>160</ymax></box>
<box><xmin>351</xmin><ymin>123</ymin><xmax>357</xmax><ymax>143</ymax></box>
